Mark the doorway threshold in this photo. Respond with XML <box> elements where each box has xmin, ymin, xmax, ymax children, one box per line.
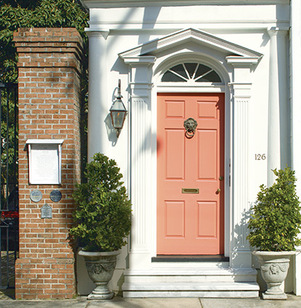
<box><xmin>152</xmin><ymin>255</ymin><xmax>229</xmax><ymax>262</ymax></box>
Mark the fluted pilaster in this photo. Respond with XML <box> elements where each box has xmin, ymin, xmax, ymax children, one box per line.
<box><xmin>123</xmin><ymin>56</ymin><xmax>155</xmax><ymax>268</ymax></box>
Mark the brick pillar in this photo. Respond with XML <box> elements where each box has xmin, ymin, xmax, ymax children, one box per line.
<box><xmin>13</xmin><ymin>28</ymin><xmax>82</xmax><ymax>300</ymax></box>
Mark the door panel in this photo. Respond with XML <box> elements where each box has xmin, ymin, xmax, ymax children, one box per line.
<box><xmin>157</xmin><ymin>93</ymin><xmax>224</xmax><ymax>255</ymax></box>
<box><xmin>197</xmin><ymin>201</ymin><xmax>217</xmax><ymax>237</ymax></box>
<box><xmin>166</xmin><ymin>130</ymin><xmax>184</xmax><ymax>179</ymax></box>
<box><xmin>198</xmin><ymin>130</ymin><xmax>217</xmax><ymax>179</ymax></box>
<box><xmin>165</xmin><ymin>201</ymin><xmax>185</xmax><ymax>237</ymax></box>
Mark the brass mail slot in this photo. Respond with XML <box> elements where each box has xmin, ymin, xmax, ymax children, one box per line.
<box><xmin>182</xmin><ymin>188</ymin><xmax>199</xmax><ymax>194</ymax></box>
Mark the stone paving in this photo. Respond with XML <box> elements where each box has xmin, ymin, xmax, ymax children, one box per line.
<box><xmin>0</xmin><ymin>295</ymin><xmax>300</xmax><ymax>307</ymax></box>
<box><xmin>0</xmin><ymin>253</ymin><xmax>300</xmax><ymax>308</ymax></box>
<box><xmin>0</xmin><ymin>288</ymin><xmax>14</xmax><ymax>300</ymax></box>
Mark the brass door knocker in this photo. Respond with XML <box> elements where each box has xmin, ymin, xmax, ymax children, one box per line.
<box><xmin>184</xmin><ymin>117</ymin><xmax>198</xmax><ymax>138</ymax></box>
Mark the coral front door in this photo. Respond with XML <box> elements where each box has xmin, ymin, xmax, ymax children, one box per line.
<box><xmin>157</xmin><ymin>93</ymin><xmax>224</xmax><ymax>255</ymax></box>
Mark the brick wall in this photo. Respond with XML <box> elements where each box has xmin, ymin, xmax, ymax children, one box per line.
<box><xmin>13</xmin><ymin>28</ymin><xmax>83</xmax><ymax>299</ymax></box>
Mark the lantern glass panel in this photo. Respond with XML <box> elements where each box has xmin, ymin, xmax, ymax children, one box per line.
<box><xmin>111</xmin><ymin>111</ymin><xmax>125</xmax><ymax>129</ymax></box>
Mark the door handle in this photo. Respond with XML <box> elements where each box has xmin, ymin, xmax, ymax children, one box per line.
<box><xmin>216</xmin><ymin>188</ymin><xmax>221</xmax><ymax>194</ymax></box>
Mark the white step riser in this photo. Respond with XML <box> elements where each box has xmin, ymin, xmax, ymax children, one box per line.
<box><xmin>122</xmin><ymin>266</ymin><xmax>260</xmax><ymax>298</ymax></box>
<box><xmin>123</xmin><ymin>291</ymin><xmax>259</xmax><ymax>298</ymax></box>
<box><xmin>124</xmin><ymin>275</ymin><xmax>257</xmax><ymax>283</ymax></box>
<box><xmin>123</xmin><ymin>282</ymin><xmax>260</xmax><ymax>298</ymax></box>
<box><xmin>152</xmin><ymin>262</ymin><xmax>230</xmax><ymax>269</ymax></box>
<box><xmin>123</xmin><ymin>282</ymin><xmax>259</xmax><ymax>290</ymax></box>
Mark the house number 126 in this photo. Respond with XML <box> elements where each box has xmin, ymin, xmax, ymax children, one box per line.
<box><xmin>255</xmin><ymin>154</ymin><xmax>266</xmax><ymax>160</ymax></box>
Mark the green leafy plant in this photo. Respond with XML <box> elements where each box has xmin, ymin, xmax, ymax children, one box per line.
<box><xmin>0</xmin><ymin>0</ymin><xmax>88</xmax><ymax>83</ymax></box>
<box><xmin>69</xmin><ymin>153</ymin><xmax>132</xmax><ymax>252</ymax></box>
<box><xmin>0</xmin><ymin>0</ymin><xmax>89</xmax><ymax>177</ymax></box>
<box><xmin>247</xmin><ymin>167</ymin><xmax>301</xmax><ymax>251</ymax></box>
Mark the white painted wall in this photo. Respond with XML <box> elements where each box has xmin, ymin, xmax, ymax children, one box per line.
<box><xmin>85</xmin><ymin>1</ymin><xmax>289</xmax><ymax>194</ymax></box>
<box><xmin>80</xmin><ymin>0</ymin><xmax>294</xmax><ymax>295</ymax></box>
<box><xmin>290</xmin><ymin>0</ymin><xmax>301</xmax><ymax>296</ymax></box>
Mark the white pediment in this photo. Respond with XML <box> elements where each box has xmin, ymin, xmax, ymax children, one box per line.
<box><xmin>119</xmin><ymin>28</ymin><xmax>262</xmax><ymax>62</ymax></box>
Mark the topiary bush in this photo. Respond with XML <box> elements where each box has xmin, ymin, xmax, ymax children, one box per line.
<box><xmin>69</xmin><ymin>153</ymin><xmax>132</xmax><ymax>252</ymax></box>
<box><xmin>247</xmin><ymin>167</ymin><xmax>301</xmax><ymax>251</ymax></box>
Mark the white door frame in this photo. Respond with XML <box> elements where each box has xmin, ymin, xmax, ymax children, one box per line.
<box><xmin>153</xmin><ymin>55</ymin><xmax>229</xmax><ymax>258</ymax></box>
<box><xmin>119</xmin><ymin>28</ymin><xmax>262</xmax><ymax>270</ymax></box>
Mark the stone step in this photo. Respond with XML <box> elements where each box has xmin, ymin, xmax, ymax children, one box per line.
<box><xmin>124</xmin><ymin>267</ymin><xmax>257</xmax><ymax>283</ymax></box>
<box><xmin>123</xmin><ymin>281</ymin><xmax>259</xmax><ymax>298</ymax></box>
<box><xmin>151</xmin><ymin>261</ymin><xmax>230</xmax><ymax>269</ymax></box>
<box><xmin>123</xmin><ymin>266</ymin><xmax>259</xmax><ymax>298</ymax></box>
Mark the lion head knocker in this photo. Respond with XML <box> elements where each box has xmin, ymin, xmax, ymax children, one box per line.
<box><xmin>184</xmin><ymin>117</ymin><xmax>198</xmax><ymax>138</ymax></box>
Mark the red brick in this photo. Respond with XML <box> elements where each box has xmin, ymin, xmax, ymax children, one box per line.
<box><xmin>14</xmin><ymin>27</ymin><xmax>81</xmax><ymax>300</ymax></box>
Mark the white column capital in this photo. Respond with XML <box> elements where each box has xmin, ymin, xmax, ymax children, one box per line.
<box><xmin>121</xmin><ymin>56</ymin><xmax>156</xmax><ymax>89</ymax></box>
<box><xmin>228</xmin><ymin>82</ymin><xmax>252</xmax><ymax>99</ymax></box>
<box><xmin>122</xmin><ymin>56</ymin><xmax>156</xmax><ymax>66</ymax></box>
<box><xmin>226</xmin><ymin>56</ymin><xmax>261</xmax><ymax>67</ymax></box>
<box><xmin>267</xmin><ymin>27</ymin><xmax>289</xmax><ymax>38</ymax></box>
<box><xmin>86</xmin><ymin>29</ymin><xmax>110</xmax><ymax>39</ymax></box>
<box><xmin>227</xmin><ymin>63</ymin><xmax>254</xmax><ymax>84</ymax></box>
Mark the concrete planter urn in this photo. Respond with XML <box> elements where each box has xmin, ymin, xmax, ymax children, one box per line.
<box><xmin>69</xmin><ymin>154</ymin><xmax>132</xmax><ymax>299</ymax></box>
<box><xmin>79</xmin><ymin>250</ymin><xmax>120</xmax><ymax>300</ymax></box>
<box><xmin>253</xmin><ymin>251</ymin><xmax>295</xmax><ymax>300</ymax></box>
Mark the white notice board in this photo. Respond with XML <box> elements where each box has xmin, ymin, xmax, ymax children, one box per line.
<box><xmin>26</xmin><ymin>139</ymin><xmax>64</xmax><ymax>184</ymax></box>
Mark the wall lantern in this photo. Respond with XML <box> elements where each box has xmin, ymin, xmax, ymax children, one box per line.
<box><xmin>110</xmin><ymin>79</ymin><xmax>127</xmax><ymax>137</ymax></box>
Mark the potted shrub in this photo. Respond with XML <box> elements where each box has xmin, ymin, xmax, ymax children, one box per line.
<box><xmin>69</xmin><ymin>153</ymin><xmax>132</xmax><ymax>300</ymax></box>
<box><xmin>247</xmin><ymin>167</ymin><xmax>301</xmax><ymax>299</ymax></box>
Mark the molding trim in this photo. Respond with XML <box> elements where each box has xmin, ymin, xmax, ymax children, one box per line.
<box><xmin>226</xmin><ymin>56</ymin><xmax>262</xmax><ymax>66</ymax></box>
<box><xmin>86</xmin><ymin>29</ymin><xmax>110</xmax><ymax>39</ymax></box>
<box><xmin>123</xmin><ymin>56</ymin><xmax>156</xmax><ymax>65</ymax></box>
<box><xmin>119</xmin><ymin>28</ymin><xmax>263</xmax><ymax>59</ymax></box>
<box><xmin>81</xmin><ymin>0</ymin><xmax>288</xmax><ymax>9</ymax></box>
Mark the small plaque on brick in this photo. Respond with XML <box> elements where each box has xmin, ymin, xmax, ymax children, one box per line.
<box><xmin>50</xmin><ymin>190</ymin><xmax>62</xmax><ymax>202</ymax></box>
<box><xmin>41</xmin><ymin>203</ymin><xmax>52</xmax><ymax>219</ymax></box>
<box><xmin>26</xmin><ymin>139</ymin><xmax>64</xmax><ymax>185</ymax></box>
<box><xmin>30</xmin><ymin>190</ymin><xmax>42</xmax><ymax>203</ymax></box>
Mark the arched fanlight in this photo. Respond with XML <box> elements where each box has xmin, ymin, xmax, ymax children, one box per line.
<box><xmin>110</xmin><ymin>79</ymin><xmax>127</xmax><ymax>137</ymax></box>
<box><xmin>161</xmin><ymin>63</ymin><xmax>222</xmax><ymax>83</ymax></box>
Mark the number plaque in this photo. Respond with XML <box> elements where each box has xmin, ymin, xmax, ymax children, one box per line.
<box><xmin>30</xmin><ymin>190</ymin><xmax>42</xmax><ymax>202</ymax></box>
<box><xmin>50</xmin><ymin>190</ymin><xmax>62</xmax><ymax>202</ymax></box>
<box><xmin>41</xmin><ymin>204</ymin><xmax>52</xmax><ymax>219</ymax></box>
